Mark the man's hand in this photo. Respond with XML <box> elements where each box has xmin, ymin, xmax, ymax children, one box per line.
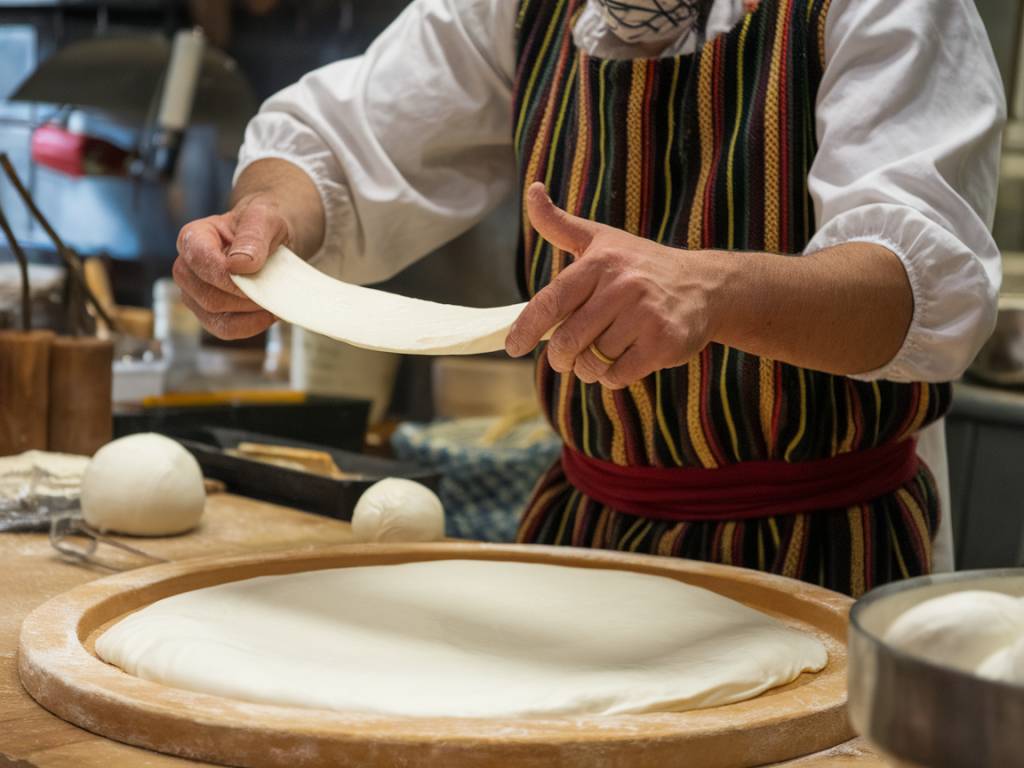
<box><xmin>505</xmin><ymin>182</ymin><xmax>725</xmax><ymax>389</ymax></box>
<box><xmin>173</xmin><ymin>158</ymin><xmax>326</xmax><ymax>340</ymax></box>
<box><xmin>173</xmin><ymin>195</ymin><xmax>289</xmax><ymax>339</ymax></box>
<box><xmin>506</xmin><ymin>182</ymin><xmax>914</xmax><ymax>387</ymax></box>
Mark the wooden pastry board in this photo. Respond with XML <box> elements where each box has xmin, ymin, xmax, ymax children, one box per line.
<box><xmin>18</xmin><ymin>542</ymin><xmax>854</xmax><ymax>768</ymax></box>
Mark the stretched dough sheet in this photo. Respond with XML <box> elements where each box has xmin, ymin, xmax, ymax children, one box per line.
<box><xmin>96</xmin><ymin>560</ymin><xmax>829</xmax><ymax>719</ymax></box>
<box><xmin>232</xmin><ymin>246</ymin><xmax>529</xmax><ymax>355</ymax></box>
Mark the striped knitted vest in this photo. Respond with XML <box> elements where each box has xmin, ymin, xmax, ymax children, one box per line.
<box><xmin>513</xmin><ymin>0</ymin><xmax>951</xmax><ymax>468</ymax></box>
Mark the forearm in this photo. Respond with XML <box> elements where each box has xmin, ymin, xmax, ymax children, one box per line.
<box><xmin>709</xmin><ymin>243</ymin><xmax>912</xmax><ymax>376</ymax></box>
<box><xmin>231</xmin><ymin>158</ymin><xmax>325</xmax><ymax>259</ymax></box>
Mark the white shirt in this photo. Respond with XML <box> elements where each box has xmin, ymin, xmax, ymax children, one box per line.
<box><xmin>236</xmin><ymin>0</ymin><xmax>1006</xmax><ymax>571</ymax></box>
<box><xmin>237</xmin><ymin>0</ymin><xmax>1005</xmax><ymax>384</ymax></box>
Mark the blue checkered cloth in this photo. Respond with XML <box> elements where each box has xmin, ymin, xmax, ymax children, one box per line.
<box><xmin>391</xmin><ymin>418</ymin><xmax>562</xmax><ymax>542</ymax></box>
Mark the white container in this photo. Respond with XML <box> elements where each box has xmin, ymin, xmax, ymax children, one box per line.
<box><xmin>152</xmin><ymin>278</ymin><xmax>201</xmax><ymax>364</ymax></box>
<box><xmin>290</xmin><ymin>326</ymin><xmax>399</xmax><ymax>424</ymax></box>
<box><xmin>112</xmin><ymin>356</ymin><xmax>169</xmax><ymax>404</ymax></box>
<box><xmin>431</xmin><ymin>356</ymin><xmax>537</xmax><ymax>419</ymax></box>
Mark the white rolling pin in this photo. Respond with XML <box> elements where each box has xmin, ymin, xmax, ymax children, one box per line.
<box><xmin>157</xmin><ymin>28</ymin><xmax>205</xmax><ymax>132</ymax></box>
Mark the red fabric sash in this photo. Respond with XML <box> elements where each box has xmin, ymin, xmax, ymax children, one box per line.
<box><xmin>560</xmin><ymin>440</ymin><xmax>920</xmax><ymax>522</ymax></box>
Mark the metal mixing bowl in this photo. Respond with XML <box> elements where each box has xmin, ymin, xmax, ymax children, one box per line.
<box><xmin>969</xmin><ymin>294</ymin><xmax>1024</xmax><ymax>386</ymax></box>
<box><xmin>969</xmin><ymin>255</ymin><xmax>1024</xmax><ymax>387</ymax></box>
<box><xmin>848</xmin><ymin>569</ymin><xmax>1024</xmax><ymax>768</ymax></box>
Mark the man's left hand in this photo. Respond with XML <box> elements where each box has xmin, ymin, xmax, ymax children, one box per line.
<box><xmin>505</xmin><ymin>182</ymin><xmax>725</xmax><ymax>389</ymax></box>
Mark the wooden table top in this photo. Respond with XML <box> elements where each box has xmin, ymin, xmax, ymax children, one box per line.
<box><xmin>0</xmin><ymin>493</ymin><xmax>886</xmax><ymax>767</ymax></box>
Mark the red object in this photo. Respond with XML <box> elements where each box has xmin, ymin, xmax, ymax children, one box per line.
<box><xmin>31</xmin><ymin>124</ymin><xmax>130</xmax><ymax>177</ymax></box>
<box><xmin>560</xmin><ymin>439</ymin><xmax>920</xmax><ymax>522</ymax></box>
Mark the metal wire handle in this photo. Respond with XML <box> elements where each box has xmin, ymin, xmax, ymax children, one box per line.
<box><xmin>49</xmin><ymin>514</ymin><xmax>167</xmax><ymax>568</ymax></box>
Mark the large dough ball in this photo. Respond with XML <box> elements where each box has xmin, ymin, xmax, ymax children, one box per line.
<box><xmin>350</xmin><ymin>478</ymin><xmax>444</xmax><ymax>543</ymax></box>
<box><xmin>82</xmin><ymin>433</ymin><xmax>205</xmax><ymax>536</ymax></box>
<box><xmin>884</xmin><ymin>590</ymin><xmax>1024</xmax><ymax>673</ymax></box>
<box><xmin>977</xmin><ymin>634</ymin><xmax>1024</xmax><ymax>684</ymax></box>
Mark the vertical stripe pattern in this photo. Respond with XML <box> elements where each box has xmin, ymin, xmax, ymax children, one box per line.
<box><xmin>511</xmin><ymin>0</ymin><xmax>950</xmax><ymax>596</ymax></box>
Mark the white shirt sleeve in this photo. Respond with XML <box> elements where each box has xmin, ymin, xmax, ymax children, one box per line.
<box><xmin>806</xmin><ymin>0</ymin><xmax>1005</xmax><ymax>383</ymax></box>
<box><xmin>234</xmin><ymin>0</ymin><xmax>517</xmax><ymax>285</ymax></box>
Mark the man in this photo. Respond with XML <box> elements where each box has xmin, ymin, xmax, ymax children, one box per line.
<box><xmin>174</xmin><ymin>0</ymin><xmax>1004</xmax><ymax>596</ymax></box>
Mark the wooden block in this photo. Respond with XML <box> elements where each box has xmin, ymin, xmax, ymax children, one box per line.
<box><xmin>18</xmin><ymin>543</ymin><xmax>855</xmax><ymax>768</ymax></box>
<box><xmin>0</xmin><ymin>498</ymin><xmax>878</xmax><ymax>767</ymax></box>
<box><xmin>0</xmin><ymin>330</ymin><xmax>54</xmax><ymax>456</ymax></box>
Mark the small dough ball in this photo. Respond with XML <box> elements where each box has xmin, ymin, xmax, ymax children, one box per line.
<box><xmin>82</xmin><ymin>433</ymin><xmax>205</xmax><ymax>536</ymax></box>
<box><xmin>350</xmin><ymin>478</ymin><xmax>444</xmax><ymax>543</ymax></box>
<box><xmin>977</xmin><ymin>635</ymin><xmax>1024</xmax><ymax>684</ymax></box>
<box><xmin>885</xmin><ymin>590</ymin><xmax>1024</xmax><ymax>674</ymax></box>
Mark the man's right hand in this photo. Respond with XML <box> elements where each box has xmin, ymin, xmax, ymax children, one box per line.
<box><xmin>173</xmin><ymin>194</ymin><xmax>291</xmax><ymax>340</ymax></box>
<box><xmin>174</xmin><ymin>158</ymin><xmax>325</xmax><ymax>339</ymax></box>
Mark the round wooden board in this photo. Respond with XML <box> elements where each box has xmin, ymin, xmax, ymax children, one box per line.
<box><xmin>18</xmin><ymin>542</ymin><xmax>854</xmax><ymax>768</ymax></box>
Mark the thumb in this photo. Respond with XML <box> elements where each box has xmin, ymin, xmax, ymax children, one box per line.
<box><xmin>526</xmin><ymin>182</ymin><xmax>600</xmax><ymax>256</ymax></box>
<box><xmin>226</xmin><ymin>199</ymin><xmax>290</xmax><ymax>274</ymax></box>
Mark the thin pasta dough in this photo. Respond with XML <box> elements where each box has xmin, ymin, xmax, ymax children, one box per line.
<box><xmin>96</xmin><ymin>559</ymin><xmax>828</xmax><ymax>719</ymax></box>
<box><xmin>232</xmin><ymin>247</ymin><xmax>532</xmax><ymax>355</ymax></box>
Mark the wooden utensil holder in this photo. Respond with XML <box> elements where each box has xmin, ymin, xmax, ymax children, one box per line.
<box><xmin>47</xmin><ymin>336</ymin><xmax>113</xmax><ymax>456</ymax></box>
<box><xmin>0</xmin><ymin>330</ymin><xmax>54</xmax><ymax>455</ymax></box>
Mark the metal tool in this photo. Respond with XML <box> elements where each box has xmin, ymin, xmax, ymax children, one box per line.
<box><xmin>49</xmin><ymin>513</ymin><xmax>166</xmax><ymax>569</ymax></box>
<box><xmin>848</xmin><ymin>568</ymin><xmax>1024</xmax><ymax>768</ymax></box>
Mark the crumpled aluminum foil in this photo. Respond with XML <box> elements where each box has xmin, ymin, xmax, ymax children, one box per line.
<box><xmin>0</xmin><ymin>450</ymin><xmax>89</xmax><ymax>532</ymax></box>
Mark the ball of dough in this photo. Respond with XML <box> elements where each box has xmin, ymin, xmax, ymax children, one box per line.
<box><xmin>350</xmin><ymin>478</ymin><xmax>444</xmax><ymax>543</ymax></box>
<box><xmin>977</xmin><ymin>635</ymin><xmax>1024</xmax><ymax>684</ymax></box>
<box><xmin>82</xmin><ymin>433</ymin><xmax>205</xmax><ymax>536</ymax></box>
<box><xmin>884</xmin><ymin>590</ymin><xmax>1024</xmax><ymax>674</ymax></box>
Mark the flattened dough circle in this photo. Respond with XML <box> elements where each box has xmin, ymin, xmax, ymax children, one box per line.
<box><xmin>96</xmin><ymin>559</ymin><xmax>827</xmax><ymax>719</ymax></box>
<box><xmin>232</xmin><ymin>247</ymin><xmax>535</xmax><ymax>355</ymax></box>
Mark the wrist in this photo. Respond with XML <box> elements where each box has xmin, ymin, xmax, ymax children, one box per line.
<box><xmin>231</xmin><ymin>159</ymin><xmax>326</xmax><ymax>258</ymax></box>
<box><xmin>689</xmin><ymin>249</ymin><xmax>749</xmax><ymax>346</ymax></box>
<box><xmin>234</xmin><ymin>191</ymin><xmax>299</xmax><ymax>249</ymax></box>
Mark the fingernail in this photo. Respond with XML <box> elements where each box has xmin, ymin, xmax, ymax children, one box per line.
<box><xmin>228</xmin><ymin>244</ymin><xmax>256</xmax><ymax>261</ymax></box>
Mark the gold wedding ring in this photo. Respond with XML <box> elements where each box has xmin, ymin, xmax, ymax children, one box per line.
<box><xmin>588</xmin><ymin>343</ymin><xmax>617</xmax><ymax>366</ymax></box>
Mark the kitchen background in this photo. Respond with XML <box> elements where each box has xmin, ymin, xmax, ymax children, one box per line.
<box><xmin>0</xmin><ymin>0</ymin><xmax>1021</xmax><ymax>558</ymax></box>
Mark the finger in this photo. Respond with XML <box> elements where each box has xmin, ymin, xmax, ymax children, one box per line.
<box><xmin>177</xmin><ymin>218</ymin><xmax>246</xmax><ymax>297</ymax></box>
<box><xmin>173</xmin><ymin>257</ymin><xmax>262</xmax><ymax>314</ymax></box>
<box><xmin>227</xmin><ymin>200</ymin><xmax>290</xmax><ymax>274</ymax></box>
<box><xmin>574</xmin><ymin>347</ymin><xmax>612</xmax><ymax>384</ymax></box>
<box><xmin>545</xmin><ymin>285</ymin><xmax>628</xmax><ymax>373</ymax></box>
<box><xmin>506</xmin><ymin>259</ymin><xmax>601</xmax><ymax>357</ymax></box>
<box><xmin>179</xmin><ymin>291</ymin><xmax>275</xmax><ymax>341</ymax></box>
<box><xmin>573</xmin><ymin>354</ymin><xmax>602</xmax><ymax>384</ymax></box>
<box><xmin>526</xmin><ymin>182</ymin><xmax>601</xmax><ymax>256</ymax></box>
<box><xmin>598</xmin><ymin>340</ymin><xmax>660</xmax><ymax>390</ymax></box>
<box><xmin>575</xmin><ymin>316</ymin><xmax>638</xmax><ymax>383</ymax></box>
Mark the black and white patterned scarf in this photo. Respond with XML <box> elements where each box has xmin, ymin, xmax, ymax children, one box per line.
<box><xmin>594</xmin><ymin>0</ymin><xmax>711</xmax><ymax>45</ymax></box>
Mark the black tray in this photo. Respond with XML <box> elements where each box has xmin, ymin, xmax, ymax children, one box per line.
<box><xmin>166</xmin><ymin>427</ymin><xmax>440</xmax><ymax>522</ymax></box>
<box><xmin>114</xmin><ymin>396</ymin><xmax>371</xmax><ymax>453</ymax></box>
